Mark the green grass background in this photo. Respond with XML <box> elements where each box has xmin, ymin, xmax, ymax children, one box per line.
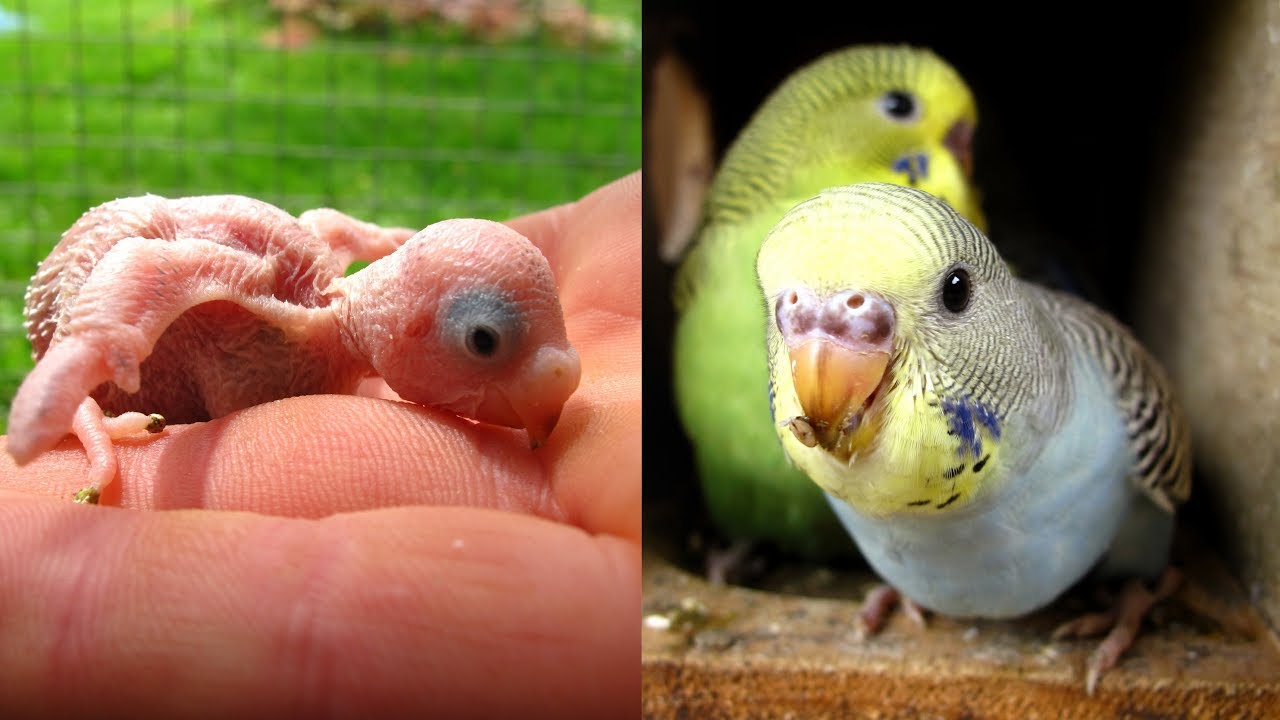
<box><xmin>0</xmin><ymin>0</ymin><xmax>641</xmax><ymax>432</ymax></box>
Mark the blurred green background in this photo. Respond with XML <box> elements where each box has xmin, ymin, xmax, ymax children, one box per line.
<box><xmin>0</xmin><ymin>0</ymin><xmax>641</xmax><ymax>432</ymax></box>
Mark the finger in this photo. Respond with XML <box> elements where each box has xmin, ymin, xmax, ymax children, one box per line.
<box><xmin>504</xmin><ymin>170</ymin><xmax>642</xmax><ymax>319</ymax></box>
<box><xmin>336</xmin><ymin>173</ymin><xmax>644</xmax><ymax>539</ymax></box>
<box><xmin>510</xmin><ymin>171</ymin><xmax>642</xmax><ymax>541</ymax></box>
<box><xmin>0</xmin><ymin>395</ymin><xmax>566</xmax><ymax>522</ymax></box>
<box><xmin>0</xmin><ymin>330</ymin><xmax>636</xmax><ymax>538</ymax></box>
<box><xmin>0</xmin><ymin>498</ymin><xmax>639</xmax><ymax>718</ymax></box>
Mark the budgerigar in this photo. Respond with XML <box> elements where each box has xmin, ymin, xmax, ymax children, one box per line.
<box><xmin>757</xmin><ymin>182</ymin><xmax>1191</xmax><ymax>694</ymax></box>
<box><xmin>672</xmin><ymin>44</ymin><xmax>987</xmax><ymax>571</ymax></box>
<box><xmin>8</xmin><ymin>195</ymin><xmax>580</xmax><ymax>504</ymax></box>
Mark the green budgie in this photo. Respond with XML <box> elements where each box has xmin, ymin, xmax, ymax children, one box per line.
<box><xmin>672</xmin><ymin>44</ymin><xmax>987</xmax><ymax>570</ymax></box>
<box><xmin>757</xmin><ymin>182</ymin><xmax>1191</xmax><ymax>694</ymax></box>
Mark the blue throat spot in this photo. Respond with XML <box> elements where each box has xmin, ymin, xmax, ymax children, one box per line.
<box><xmin>941</xmin><ymin>397</ymin><xmax>1001</xmax><ymax>458</ymax></box>
<box><xmin>891</xmin><ymin>152</ymin><xmax>930</xmax><ymax>185</ymax></box>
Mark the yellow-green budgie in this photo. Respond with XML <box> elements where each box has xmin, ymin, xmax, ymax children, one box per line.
<box><xmin>757</xmin><ymin>182</ymin><xmax>1191</xmax><ymax>694</ymax></box>
<box><xmin>672</xmin><ymin>44</ymin><xmax>986</xmax><ymax>569</ymax></box>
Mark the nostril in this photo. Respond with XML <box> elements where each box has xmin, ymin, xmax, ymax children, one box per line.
<box><xmin>777</xmin><ymin>290</ymin><xmax>801</xmax><ymax>321</ymax></box>
<box><xmin>845</xmin><ymin>293</ymin><xmax>864</xmax><ymax>310</ymax></box>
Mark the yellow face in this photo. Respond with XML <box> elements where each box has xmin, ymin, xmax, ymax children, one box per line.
<box><xmin>759</xmin><ymin>184</ymin><xmax>1021</xmax><ymax>518</ymax></box>
<box><xmin>778</xmin><ymin>49</ymin><xmax>986</xmax><ymax>233</ymax></box>
<box><xmin>709</xmin><ymin>45</ymin><xmax>987</xmax><ymax>235</ymax></box>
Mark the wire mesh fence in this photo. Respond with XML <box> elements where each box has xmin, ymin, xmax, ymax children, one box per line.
<box><xmin>0</xmin><ymin>0</ymin><xmax>641</xmax><ymax>430</ymax></box>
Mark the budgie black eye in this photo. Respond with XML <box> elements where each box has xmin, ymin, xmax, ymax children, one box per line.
<box><xmin>466</xmin><ymin>324</ymin><xmax>500</xmax><ymax>358</ymax></box>
<box><xmin>878</xmin><ymin>90</ymin><xmax>919</xmax><ymax>122</ymax></box>
<box><xmin>941</xmin><ymin>267</ymin><xmax>971</xmax><ymax>313</ymax></box>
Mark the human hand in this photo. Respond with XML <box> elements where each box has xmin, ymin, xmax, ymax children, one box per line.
<box><xmin>0</xmin><ymin>172</ymin><xmax>641</xmax><ymax>717</ymax></box>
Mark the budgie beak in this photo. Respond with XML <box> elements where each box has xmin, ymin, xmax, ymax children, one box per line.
<box><xmin>775</xmin><ymin>288</ymin><xmax>895</xmax><ymax>449</ymax></box>
<box><xmin>789</xmin><ymin>339</ymin><xmax>890</xmax><ymax>447</ymax></box>
<box><xmin>944</xmin><ymin>120</ymin><xmax>975</xmax><ymax>179</ymax></box>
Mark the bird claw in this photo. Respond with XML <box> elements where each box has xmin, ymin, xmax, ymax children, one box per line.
<box><xmin>64</xmin><ymin>403</ymin><xmax>169</xmax><ymax>506</ymax></box>
<box><xmin>73</xmin><ymin>487</ymin><xmax>100</xmax><ymax>504</ymax></box>
<box><xmin>854</xmin><ymin>583</ymin><xmax>927</xmax><ymax>640</ymax></box>
<box><xmin>1084</xmin><ymin>641</ymin><xmax>1121</xmax><ymax>696</ymax></box>
<box><xmin>1052</xmin><ymin>566</ymin><xmax>1182</xmax><ymax>695</ymax></box>
<box><xmin>900</xmin><ymin>595</ymin><xmax>928</xmax><ymax>628</ymax></box>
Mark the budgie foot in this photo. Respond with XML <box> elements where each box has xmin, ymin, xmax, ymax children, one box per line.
<box><xmin>1051</xmin><ymin>566</ymin><xmax>1182</xmax><ymax>695</ymax></box>
<box><xmin>704</xmin><ymin>539</ymin><xmax>769</xmax><ymax>586</ymax></box>
<box><xmin>854</xmin><ymin>583</ymin><xmax>928</xmax><ymax>640</ymax></box>
<box><xmin>71</xmin><ymin>399</ymin><xmax>168</xmax><ymax>504</ymax></box>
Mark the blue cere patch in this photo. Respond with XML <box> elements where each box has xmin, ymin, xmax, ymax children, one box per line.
<box><xmin>891</xmin><ymin>152</ymin><xmax>930</xmax><ymax>185</ymax></box>
<box><xmin>942</xmin><ymin>397</ymin><xmax>1002</xmax><ymax>458</ymax></box>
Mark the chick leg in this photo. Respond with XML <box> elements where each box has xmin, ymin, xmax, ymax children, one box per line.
<box><xmin>1051</xmin><ymin>566</ymin><xmax>1182</xmax><ymax>695</ymax></box>
<box><xmin>8</xmin><ymin>237</ymin><xmax>283</xmax><ymax>469</ymax></box>
<box><xmin>68</xmin><ymin>399</ymin><xmax>167</xmax><ymax>504</ymax></box>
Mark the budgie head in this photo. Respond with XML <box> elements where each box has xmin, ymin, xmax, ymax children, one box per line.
<box><xmin>710</xmin><ymin>44</ymin><xmax>985</xmax><ymax>232</ymax></box>
<box><xmin>758</xmin><ymin>182</ymin><xmax>1055</xmax><ymax>516</ymax></box>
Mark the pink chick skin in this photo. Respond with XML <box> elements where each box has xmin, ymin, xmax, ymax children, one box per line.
<box><xmin>7</xmin><ymin>194</ymin><xmax>581</xmax><ymax>503</ymax></box>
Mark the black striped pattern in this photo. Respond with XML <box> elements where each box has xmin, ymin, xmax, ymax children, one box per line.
<box><xmin>768</xmin><ymin>182</ymin><xmax>1059</xmax><ymax>421</ymax></box>
<box><xmin>710</xmin><ymin>45</ymin><xmax>959</xmax><ymax>226</ymax></box>
<box><xmin>757</xmin><ymin>180</ymin><xmax>1191</xmax><ymax>513</ymax></box>
<box><xmin>1033</xmin><ymin>286</ymin><xmax>1192</xmax><ymax>511</ymax></box>
<box><xmin>672</xmin><ymin>45</ymin><xmax>968</xmax><ymax>311</ymax></box>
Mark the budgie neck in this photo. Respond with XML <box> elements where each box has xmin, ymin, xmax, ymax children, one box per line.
<box><xmin>707</xmin><ymin>113</ymin><xmax>886</xmax><ymax>228</ymax></box>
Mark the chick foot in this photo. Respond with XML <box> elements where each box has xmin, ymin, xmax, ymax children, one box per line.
<box><xmin>854</xmin><ymin>583</ymin><xmax>928</xmax><ymax>640</ymax></box>
<box><xmin>71</xmin><ymin>399</ymin><xmax>166</xmax><ymax>504</ymax></box>
<box><xmin>1051</xmin><ymin>566</ymin><xmax>1182</xmax><ymax>695</ymax></box>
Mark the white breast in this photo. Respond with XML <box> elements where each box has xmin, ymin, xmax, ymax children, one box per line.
<box><xmin>828</xmin><ymin>349</ymin><xmax>1139</xmax><ymax>618</ymax></box>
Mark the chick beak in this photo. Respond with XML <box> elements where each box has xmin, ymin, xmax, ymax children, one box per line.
<box><xmin>944</xmin><ymin>120</ymin><xmax>975</xmax><ymax>179</ymax></box>
<box><xmin>479</xmin><ymin>346</ymin><xmax>582</xmax><ymax>449</ymax></box>
<box><xmin>775</xmin><ymin>288</ymin><xmax>895</xmax><ymax>449</ymax></box>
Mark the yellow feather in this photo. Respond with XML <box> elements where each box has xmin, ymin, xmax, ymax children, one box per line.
<box><xmin>761</xmin><ymin>184</ymin><xmax>1014</xmax><ymax>517</ymax></box>
<box><xmin>672</xmin><ymin>45</ymin><xmax>990</xmax><ymax>556</ymax></box>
